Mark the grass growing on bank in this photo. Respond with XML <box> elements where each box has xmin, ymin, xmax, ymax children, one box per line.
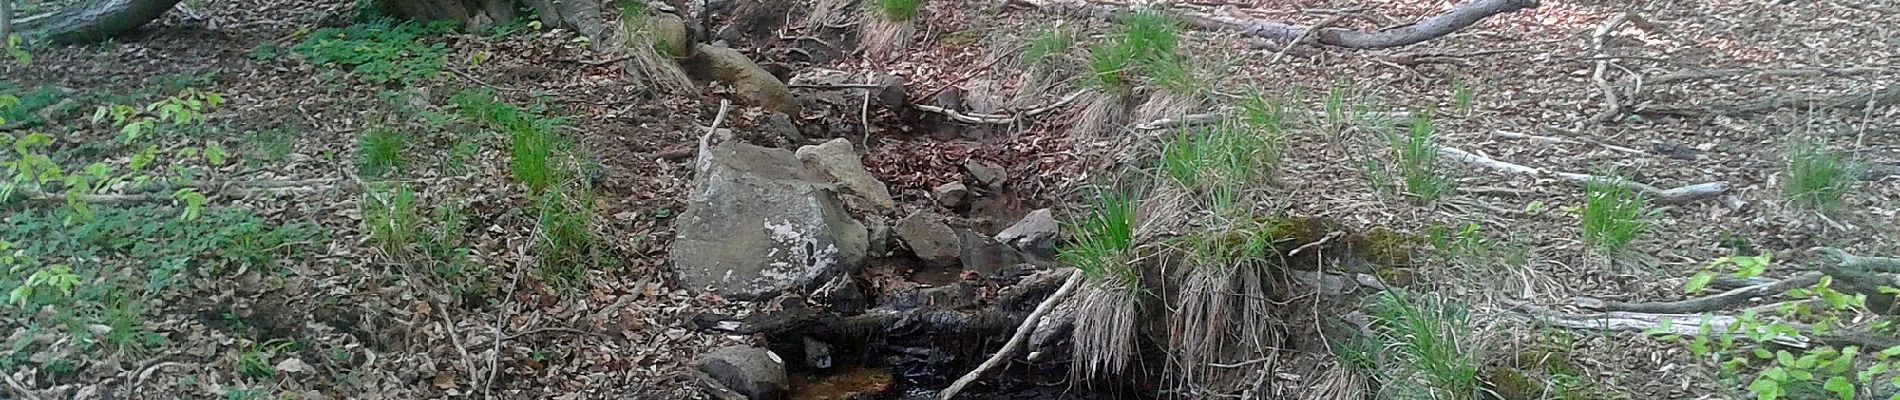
<box><xmin>873</xmin><ymin>0</ymin><xmax>924</xmax><ymax>21</ymax></box>
<box><xmin>1581</xmin><ymin>172</ymin><xmax>1651</xmax><ymax>255</ymax></box>
<box><xmin>1366</xmin><ymin>290</ymin><xmax>1485</xmax><ymax>399</ymax></box>
<box><xmin>1784</xmin><ymin>138</ymin><xmax>1860</xmax><ymax>211</ymax></box>
<box><xmin>1063</xmin><ymin>190</ymin><xmax>1145</xmax><ymax>381</ymax></box>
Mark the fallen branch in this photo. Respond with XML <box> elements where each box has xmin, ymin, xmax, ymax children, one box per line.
<box><xmin>1573</xmin><ymin>272</ymin><xmax>1823</xmax><ymax>314</ymax></box>
<box><xmin>1642</xmin><ymin>85</ymin><xmax>1900</xmax><ymax>117</ymax></box>
<box><xmin>914</xmin><ymin>90</ymin><xmax>1083</xmax><ymax>125</ymax></box>
<box><xmin>1014</xmin><ymin>0</ymin><xmax>1540</xmax><ymax>49</ymax></box>
<box><xmin>1859</xmin><ymin>164</ymin><xmax>1900</xmax><ymax>181</ymax></box>
<box><xmin>2</xmin><ymin>369</ymin><xmax>42</xmax><ymax>400</ymax></box>
<box><xmin>695</xmin><ymin>99</ymin><xmax>732</xmax><ymax>174</ymax></box>
<box><xmin>940</xmin><ymin>269</ymin><xmax>1085</xmax><ymax>400</ymax></box>
<box><xmin>1435</xmin><ymin>145</ymin><xmax>1729</xmax><ymax>203</ymax></box>
<box><xmin>1651</xmin><ymin>67</ymin><xmax>1886</xmax><ymax>85</ymax></box>
<box><xmin>1135</xmin><ymin>109</ymin><xmax>1412</xmax><ymax>131</ymax></box>
<box><xmin>1495</xmin><ymin>130</ymin><xmax>1645</xmax><ymax>156</ymax></box>
<box><xmin>1586</xmin><ymin>11</ymin><xmax>1632</xmax><ymax>125</ymax></box>
<box><xmin>1506</xmin><ymin>301</ymin><xmax>1900</xmax><ymax>350</ymax></box>
<box><xmin>1811</xmin><ymin>247</ymin><xmax>1900</xmax><ymax>273</ymax></box>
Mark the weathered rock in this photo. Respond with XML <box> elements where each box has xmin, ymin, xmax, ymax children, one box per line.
<box><xmin>766</xmin><ymin>111</ymin><xmax>804</xmax><ymax>143</ymax></box>
<box><xmin>672</xmin><ymin>141</ymin><xmax>868</xmax><ymax>299</ymax></box>
<box><xmin>684</xmin><ymin>44</ymin><xmax>801</xmax><ymax>115</ymax></box>
<box><xmin>933</xmin><ymin>181</ymin><xmax>970</xmax><ymax>209</ymax></box>
<box><xmin>802</xmin><ymin>337</ymin><xmax>834</xmax><ymax>369</ymax></box>
<box><xmin>647</xmin><ymin>13</ymin><xmax>691</xmax><ymax>59</ymax></box>
<box><xmin>866</xmin><ymin>217</ymin><xmax>892</xmax><ymax>257</ymax></box>
<box><xmin>995</xmin><ymin>208</ymin><xmax>1057</xmax><ymax>259</ymax></box>
<box><xmin>873</xmin><ymin>74</ymin><xmax>907</xmax><ymax>109</ymax></box>
<box><xmin>964</xmin><ymin>160</ymin><xmax>1005</xmax><ymax>187</ymax></box>
<box><xmin>961</xmin><ymin>231</ymin><xmax>1026</xmax><ymax>277</ymax></box>
<box><xmin>895</xmin><ymin>212</ymin><xmax>960</xmax><ymax>267</ymax></box>
<box><xmin>795</xmin><ymin>138</ymin><xmax>896</xmax><ymax>210</ymax></box>
<box><xmin>697</xmin><ymin>345</ymin><xmax>788</xmax><ymax>400</ymax></box>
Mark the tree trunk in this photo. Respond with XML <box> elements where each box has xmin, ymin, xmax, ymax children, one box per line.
<box><xmin>15</xmin><ymin>0</ymin><xmax>182</xmax><ymax>44</ymax></box>
<box><xmin>373</xmin><ymin>0</ymin><xmax>517</xmax><ymax>30</ymax></box>
<box><xmin>2</xmin><ymin>0</ymin><xmax>14</xmax><ymax>48</ymax></box>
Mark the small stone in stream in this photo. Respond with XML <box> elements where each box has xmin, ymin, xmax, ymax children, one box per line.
<box><xmin>994</xmin><ymin>208</ymin><xmax>1057</xmax><ymax>259</ymax></box>
<box><xmin>796</xmin><ymin>138</ymin><xmax>896</xmax><ymax>210</ymax></box>
<box><xmin>964</xmin><ymin>160</ymin><xmax>1004</xmax><ymax>187</ymax></box>
<box><xmin>697</xmin><ymin>345</ymin><xmax>789</xmax><ymax>400</ymax></box>
<box><xmin>803</xmin><ymin>337</ymin><xmax>834</xmax><ymax>369</ymax></box>
<box><xmin>895</xmin><ymin>212</ymin><xmax>960</xmax><ymax>267</ymax></box>
<box><xmin>960</xmin><ymin>231</ymin><xmax>1025</xmax><ymax>278</ymax></box>
<box><xmin>874</xmin><ymin>74</ymin><xmax>907</xmax><ymax>110</ymax></box>
<box><xmin>933</xmin><ymin>181</ymin><xmax>970</xmax><ymax>209</ymax></box>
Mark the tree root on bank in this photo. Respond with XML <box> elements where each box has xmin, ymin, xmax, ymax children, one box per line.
<box><xmin>1011</xmin><ymin>0</ymin><xmax>1539</xmax><ymax>49</ymax></box>
<box><xmin>1434</xmin><ymin>145</ymin><xmax>1729</xmax><ymax>204</ymax></box>
<box><xmin>913</xmin><ymin>91</ymin><xmax>1084</xmax><ymax>125</ymax></box>
<box><xmin>939</xmin><ymin>269</ymin><xmax>1084</xmax><ymax>400</ymax></box>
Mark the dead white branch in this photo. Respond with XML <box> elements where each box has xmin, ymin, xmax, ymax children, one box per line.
<box><xmin>1811</xmin><ymin>247</ymin><xmax>1900</xmax><ymax>273</ymax></box>
<box><xmin>1502</xmin><ymin>301</ymin><xmax>1812</xmax><ymax>348</ymax></box>
<box><xmin>940</xmin><ymin>269</ymin><xmax>1085</xmax><ymax>400</ymax></box>
<box><xmin>1587</xmin><ymin>11</ymin><xmax>1631</xmax><ymax>124</ymax></box>
<box><xmin>1573</xmin><ymin>272</ymin><xmax>1823</xmax><ymax>314</ymax></box>
<box><xmin>1651</xmin><ymin>67</ymin><xmax>1886</xmax><ymax>85</ymax></box>
<box><xmin>1494</xmin><ymin>130</ymin><xmax>1645</xmax><ymax>156</ymax></box>
<box><xmin>914</xmin><ymin>90</ymin><xmax>1083</xmax><ymax>125</ymax></box>
<box><xmin>1435</xmin><ymin>145</ymin><xmax>1728</xmax><ymax>203</ymax></box>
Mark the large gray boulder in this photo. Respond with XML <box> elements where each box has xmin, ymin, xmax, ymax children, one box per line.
<box><xmin>895</xmin><ymin>212</ymin><xmax>960</xmax><ymax>267</ymax></box>
<box><xmin>697</xmin><ymin>345</ymin><xmax>788</xmax><ymax>400</ymax></box>
<box><xmin>672</xmin><ymin>141</ymin><xmax>868</xmax><ymax>299</ymax></box>
<box><xmin>995</xmin><ymin>208</ymin><xmax>1057</xmax><ymax>259</ymax></box>
<box><xmin>685</xmin><ymin>44</ymin><xmax>801</xmax><ymax>115</ymax></box>
<box><xmin>795</xmin><ymin>138</ymin><xmax>896</xmax><ymax>210</ymax></box>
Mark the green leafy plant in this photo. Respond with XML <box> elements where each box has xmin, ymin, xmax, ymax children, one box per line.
<box><xmin>293</xmin><ymin>20</ymin><xmax>454</xmax><ymax>85</ymax></box>
<box><xmin>1652</xmin><ymin>256</ymin><xmax>1900</xmax><ymax>400</ymax></box>
<box><xmin>1452</xmin><ymin>78</ymin><xmax>1475</xmax><ymax>115</ymax></box>
<box><xmin>91</xmin><ymin>88</ymin><xmax>225</xmax><ymax>143</ymax></box>
<box><xmin>1784</xmin><ymin>138</ymin><xmax>1860</xmax><ymax>211</ymax></box>
<box><xmin>534</xmin><ymin>187</ymin><xmax>601</xmax><ymax>289</ymax></box>
<box><xmin>9</xmin><ymin>264</ymin><xmax>81</xmax><ymax>306</ymax></box>
<box><xmin>1580</xmin><ymin>172</ymin><xmax>1651</xmax><ymax>254</ymax></box>
<box><xmin>1085</xmin><ymin>10</ymin><xmax>1180</xmax><ymax>93</ymax></box>
<box><xmin>1369</xmin><ymin>112</ymin><xmax>1453</xmax><ymax>203</ymax></box>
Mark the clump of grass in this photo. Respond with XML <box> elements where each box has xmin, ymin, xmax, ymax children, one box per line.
<box><xmin>509</xmin><ymin>120</ymin><xmax>558</xmax><ymax>193</ymax></box>
<box><xmin>1366</xmin><ymin>290</ymin><xmax>1484</xmax><ymax>399</ymax></box>
<box><xmin>1581</xmin><ymin>172</ymin><xmax>1651</xmax><ymax>254</ymax></box>
<box><xmin>534</xmin><ymin>186</ymin><xmax>601</xmax><ymax>289</ymax></box>
<box><xmin>1451</xmin><ymin>77</ymin><xmax>1476</xmax><ymax>115</ymax></box>
<box><xmin>1085</xmin><ymin>10</ymin><xmax>1180</xmax><ymax>94</ymax></box>
<box><xmin>355</xmin><ymin>128</ymin><xmax>406</xmax><ymax>179</ymax></box>
<box><xmin>873</xmin><ymin>0</ymin><xmax>924</xmax><ymax>21</ymax></box>
<box><xmin>1063</xmin><ymin>191</ymin><xmax>1145</xmax><ymax>381</ymax></box>
<box><xmin>361</xmin><ymin>183</ymin><xmax>421</xmax><ymax>257</ymax></box>
<box><xmin>1389</xmin><ymin>112</ymin><xmax>1453</xmax><ymax>203</ymax></box>
<box><xmin>1783</xmin><ymin>138</ymin><xmax>1860</xmax><ymax>211</ymax></box>
<box><xmin>1021</xmin><ymin>25</ymin><xmax>1075</xmax><ymax>71</ymax></box>
<box><xmin>1169</xmin><ymin>221</ymin><xmax>1282</xmax><ymax>387</ymax></box>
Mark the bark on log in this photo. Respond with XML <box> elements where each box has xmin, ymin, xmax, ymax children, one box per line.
<box><xmin>15</xmin><ymin>0</ymin><xmax>183</xmax><ymax>44</ymax></box>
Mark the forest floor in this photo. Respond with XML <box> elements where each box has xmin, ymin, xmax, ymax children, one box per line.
<box><xmin>1</xmin><ymin>0</ymin><xmax>1896</xmax><ymax>399</ymax></box>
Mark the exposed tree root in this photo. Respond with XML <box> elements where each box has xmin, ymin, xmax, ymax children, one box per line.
<box><xmin>14</xmin><ymin>0</ymin><xmax>183</xmax><ymax>44</ymax></box>
<box><xmin>1013</xmin><ymin>0</ymin><xmax>1540</xmax><ymax>49</ymax></box>
<box><xmin>1434</xmin><ymin>145</ymin><xmax>1729</xmax><ymax>203</ymax></box>
<box><xmin>940</xmin><ymin>269</ymin><xmax>1085</xmax><ymax>400</ymax></box>
<box><xmin>1812</xmin><ymin>247</ymin><xmax>1900</xmax><ymax>273</ymax></box>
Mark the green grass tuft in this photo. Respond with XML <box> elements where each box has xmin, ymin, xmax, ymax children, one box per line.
<box><xmin>1085</xmin><ymin>10</ymin><xmax>1182</xmax><ymax>92</ymax></box>
<box><xmin>535</xmin><ymin>186</ymin><xmax>601</xmax><ymax>289</ymax></box>
<box><xmin>356</xmin><ymin>128</ymin><xmax>406</xmax><ymax>179</ymax></box>
<box><xmin>1581</xmin><ymin>172</ymin><xmax>1651</xmax><ymax>254</ymax></box>
<box><xmin>873</xmin><ymin>0</ymin><xmax>925</xmax><ymax>21</ymax></box>
<box><xmin>1784</xmin><ymin>138</ymin><xmax>1860</xmax><ymax>211</ymax></box>
<box><xmin>1021</xmin><ymin>26</ymin><xmax>1075</xmax><ymax>70</ymax></box>
<box><xmin>361</xmin><ymin>183</ymin><xmax>421</xmax><ymax>257</ymax></box>
<box><xmin>1366</xmin><ymin>290</ymin><xmax>1485</xmax><ymax>399</ymax></box>
<box><xmin>1392</xmin><ymin>112</ymin><xmax>1453</xmax><ymax>203</ymax></box>
<box><xmin>1062</xmin><ymin>191</ymin><xmax>1138</xmax><ymax>283</ymax></box>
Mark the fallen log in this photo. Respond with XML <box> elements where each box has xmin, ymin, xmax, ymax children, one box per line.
<box><xmin>1504</xmin><ymin>301</ymin><xmax>1900</xmax><ymax>350</ymax></box>
<box><xmin>1573</xmin><ymin>272</ymin><xmax>1823</xmax><ymax>314</ymax></box>
<box><xmin>1014</xmin><ymin>0</ymin><xmax>1540</xmax><ymax>49</ymax></box>
<box><xmin>1641</xmin><ymin>85</ymin><xmax>1900</xmax><ymax>117</ymax></box>
<box><xmin>15</xmin><ymin>0</ymin><xmax>182</xmax><ymax>44</ymax></box>
<box><xmin>1435</xmin><ymin>145</ymin><xmax>1729</xmax><ymax>203</ymax></box>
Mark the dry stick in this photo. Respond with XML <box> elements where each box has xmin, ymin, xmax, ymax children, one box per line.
<box><xmin>1586</xmin><ymin>11</ymin><xmax>1632</xmax><ymax>125</ymax></box>
<box><xmin>695</xmin><ymin>99</ymin><xmax>732</xmax><ymax>174</ymax></box>
<box><xmin>1495</xmin><ymin>130</ymin><xmax>1646</xmax><ymax>156</ymax></box>
<box><xmin>1573</xmin><ymin>272</ymin><xmax>1823</xmax><ymax>314</ymax></box>
<box><xmin>913</xmin><ymin>90</ymin><xmax>1085</xmax><ymax>125</ymax></box>
<box><xmin>1264</xmin><ymin>15</ymin><xmax>1343</xmax><ymax>65</ymax></box>
<box><xmin>484</xmin><ymin>227</ymin><xmax>537</xmax><ymax>399</ymax></box>
<box><xmin>1435</xmin><ymin>145</ymin><xmax>1729</xmax><ymax>204</ymax></box>
<box><xmin>1650</xmin><ymin>67</ymin><xmax>1886</xmax><ymax>85</ymax></box>
<box><xmin>2</xmin><ymin>369</ymin><xmax>42</xmax><ymax>400</ymax></box>
<box><xmin>1502</xmin><ymin>301</ymin><xmax>1812</xmax><ymax>347</ymax></box>
<box><xmin>1811</xmin><ymin>247</ymin><xmax>1900</xmax><ymax>273</ymax></box>
<box><xmin>939</xmin><ymin>269</ymin><xmax>1085</xmax><ymax>400</ymax></box>
<box><xmin>1014</xmin><ymin>0</ymin><xmax>1539</xmax><ymax>49</ymax></box>
<box><xmin>1135</xmin><ymin>109</ymin><xmax>1413</xmax><ymax>131</ymax></box>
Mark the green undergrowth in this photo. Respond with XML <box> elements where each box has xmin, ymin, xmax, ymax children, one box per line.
<box><xmin>446</xmin><ymin>90</ymin><xmax>606</xmax><ymax>289</ymax></box>
<box><xmin>1580</xmin><ymin>171</ymin><xmax>1652</xmax><ymax>255</ymax></box>
<box><xmin>1086</xmin><ymin>10</ymin><xmax>1182</xmax><ymax>94</ymax></box>
<box><xmin>873</xmin><ymin>0</ymin><xmax>925</xmax><ymax>21</ymax></box>
<box><xmin>1784</xmin><ymin>138</ymin><xmax>1860</xmax><ymax>212</ymax></box>
<box><xmin>294</xmin><ymin>19</ymin><xmax>455</xmax><ymax>85</ymax></box>
<box><xmin>1363</xmin><ymin>290</ymin><xmax>1487</xmax><ymax>399</ymax></box>
<box><xmin>1062</xmin><ymin>190</ymin><xmax>1139</xmax><ymax>285</ymax></box>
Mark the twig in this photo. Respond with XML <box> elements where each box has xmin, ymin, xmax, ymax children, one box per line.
<box><xmin>1265</xmin><ymin>15</ymin><xmax>1343</xmax><ymax>65</ymax></box>
<box><xmin>1435</xmin><ymin>145</ymin><xmax>1729</xmax><ymax>203</ymax></box>
<box><xmin>1811</xmin><ymin>247</ymin><xmax>1900</xmax><ymax>273</ymax></box>
<box><xmin>484</xmin><ymin>228</ymin><xmax>537</xmax><ymax>399</ymax></box>
<box><xmin>789</xmin><ymin>83</ymin><xmax>886</xmax><ymax>89</ymax></box>
<box><xmin>1495</xmin><ymin>130</ymin><xmax>1646</xmax><ymax>156</ymax></box>
<box><xmin>913</xmin><ymin>90</ymin><xmax>1084</xmax><ymax>125</ymax></box>
<box><xmin>1573</xmin><ymin>272</ymin><xmax>1823</xmax><ymax>314</ymax></box>
<box><xmin>939</xmin><ymin>269</ymin><xmax>1085</xmax><ymax>400</ymax></box>
<box><xmin>696</xmin><ymin>99</ymin><xmax>732</xmax><ymax>174</ymax></box>
<box><xmin>1586</xmin><ymin>11</ymin><xmax>1632</xmax><ymax>125</ymax></box>
<box><xmin>2</xmin><ymin>369</ymin><xmax>42</xmax><ymax>400</ymax></box>
<box><xmin>1651</xmin><ymin>67</ymin><xmax>1885</xmax><ymax>85</ymax></box>
<box><xmin>448</xmin><ymin>67</ymin><xmax>532</xmax><ymax>93</ymax></box>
